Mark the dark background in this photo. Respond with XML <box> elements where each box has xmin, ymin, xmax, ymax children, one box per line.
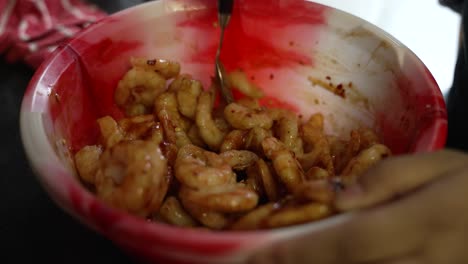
<box><xmin>0</xmin><ymin>1</ymin><xmax>148</xmax><ymax>263</ymax></box>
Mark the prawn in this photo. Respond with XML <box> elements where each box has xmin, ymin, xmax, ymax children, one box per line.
<box><xmin>158</xmin><ymin>196</ymin><xmax>198</xmax><ymax>227</ymax></box>
<box><xmin>174</xmin><ymin>144</ymin><xmax>236</xmax><ymax>189</ymax></box>
<box><xmin>220</xmin><ymin>130</ymin><xmax>248</xmax><ymax>152</ymax></box>
<box><xmin>94</xmin><ymin>140</ymin><xmax>168</xmax><ymax>217</ymax></box>
<box><xmin>155</xmin><ymin>92</ymin><xmax>192</xmax><ymax>148</ymax></box>
<box><xmin>237</xmin><ymin>97</ymin><xmax>262</xmax><ymax>110</ymax></box>
<box><xmin>227</xmin><ymin>70</ymin><xmax>264</xmax><ymax>98</ymax></box>
<box><xmin>246</xmin><ymin>159</ymin><xmax>280</xmax><ymax>201</ymax></box>
<box><xmin>298</xmin><ymin>137</ymin><xmax>333</xmax><ymax>173</ymax></box>
<box><xmin>74</xmin><ymin>145</ymin><xmax>102</xmax><ymax>184</ymax></box>
<box><xmin>300</xmin><ymin>113</ymin><xmax>334</xmax><ymax>175</ymax></box>
<box><xmin>341</xmin><ymin>144</ymin><xmax>391</xmax><ymax>184</ymax></box>
<box><xmin>168</xmin><ymin>74</ymin><xmax>203</xmax><ymax>120</ymax></box>
<box><xmin>264</xmin><ymin>202</ymin><xmax>332</xmax><ymax>228</ymax></box>
<box><xmin>334</xmin><ymin>128</ymin><xmax>380</xmax><ymax>174</ymax></box>
<box><xmin>187</xmin><ymin>125</ymin><xmax>206</xmax><ymax>148</ymax></box>
<box><xmin>230</xmin><ymin>203</ymin><xmax>278</xmax><ymax>230</ymax></box>
<box><xmin>179</xmin><ymin>195</ymin><xmax>229</xmax><ymax>230</ymax></box>
<box><xmin>118</xmin><ymin>114</ymin><xmax>156</xmax><ymax>140</ymax></box>
<box><xmin>115</xmin><ymin>67</ymin><xmax>167</xmax><ymax>116</ymax></box>
<box><xmin>97</xmin><ymin>116</ymin><xmax>124</xmax><ymax>148</ymax></box>
<box><xmin>262</xmin><ymin>137</ymin><xmax>305</xmax><ymax>193</ymax></box>
<box><xmin>245</xmin><ymin>127</ymin><xmax>273</xmax><ymax>153</ymax></box>
<box><xmin>305</xmin><ymin>166</ymin><xmax>330</xmax><ymax>181</ymax></box>
<box><xmin>220</xmin><ymin>150</ymin><xmax>259</xmax><ymax>171</ymax></box>
<box><xmin>357</xmin><ymin>127</ymin><xmax>380</xmax><ymax>149</ymax></box>
<box><xmin>275</xmin><ymin>110</ymin><xmax>303</xmax><ymax>156</ymax></box>
<box><xmin>293</xmin><ymin>180</ymin><xmax>335</xmax><ymax>204</ymax></box>
<box><xmin>196</xmin><ymin>91</ymin><xmax>225</xmax><ymax>151</ymax></box>
<box><xmin>224</xmin><ymin>103</ymin><xmax>273</xmax><ymax>130</ymax></box>
<box><xmin>179</xmin><ymin>184</ymin><xmax>259</xmax><ymax>213</ymax></box>
<box><xmin>130</xmin><ymin>57</ymin><xmax>180</xmax><ymax>79</ymax></box>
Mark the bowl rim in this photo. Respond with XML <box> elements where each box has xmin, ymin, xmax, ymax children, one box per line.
<box><xmin>19</xmin><ymin>0</ymin><xmax>447</xmax><ymax>256</ymax></box>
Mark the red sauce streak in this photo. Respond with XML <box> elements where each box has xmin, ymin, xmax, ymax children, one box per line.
<box><xmin>50</xmin><ymin>39</ymin><xmax>141</xmax><ymax>152</ymax></box>
<box><xmin>179</xmin><ymin>0</ymin><xmax>326</xmax><ymax>71</ymax></box>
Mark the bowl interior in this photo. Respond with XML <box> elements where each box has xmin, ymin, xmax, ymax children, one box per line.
<box><xmin>20</xmin><ymin>0</ymin><xmax>447</xmax><ymax>260</ymax></box>
<box><xmin>31</xmin><ymin>0</ymin><xmax>446</xmax><ymax>156</ymax></box>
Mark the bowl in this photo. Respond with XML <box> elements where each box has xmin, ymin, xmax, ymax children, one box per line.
<box><xmin>20</xmin><ymin>0</ymin><xmax>447</xmax><ymax>263</ymax></box>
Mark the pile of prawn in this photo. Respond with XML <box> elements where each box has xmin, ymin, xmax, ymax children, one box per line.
<box><xmin>74</xmin><ymin>57</ymin><xmax>391</xmax><ymax>230</ymax></box>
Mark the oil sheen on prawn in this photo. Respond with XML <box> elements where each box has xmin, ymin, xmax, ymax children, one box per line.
<box><xmin>94</xmin><ymin>140</ymin><xmax>169</xmax><ymax>217</ymax></box>
<box><xmin>174</xmin><ymin>144</ymin><xmax>236</xmax><ymax>189</ymax></box>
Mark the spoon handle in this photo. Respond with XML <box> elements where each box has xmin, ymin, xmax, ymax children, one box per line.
<box><xmin>218</xmin><ymin>0</ymin><xmax>234</xmax><ymax>16</ymax></box>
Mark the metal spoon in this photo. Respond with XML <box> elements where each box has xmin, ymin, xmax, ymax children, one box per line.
<box><xmin>215</xmin><ymin>0</ymin><xmax>234</xmax><ymax>104</ymax></box>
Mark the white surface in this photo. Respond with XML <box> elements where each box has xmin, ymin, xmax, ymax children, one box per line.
<box><xmin>311</xmin><ymin>0</ymin><xmax>461</xmax><ymax>95</ymax></box>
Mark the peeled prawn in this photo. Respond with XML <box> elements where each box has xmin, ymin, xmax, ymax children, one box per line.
<box><xmin>227</xmin><ymin>70</ymin><xmax>264</xmax><ymax>98</ymax></box>
<box><xmin>118</xmin><ymin>114</ymin><xmax>156</xmax><ymax>140</ymax></box>
<box><xmin>196</xmin><ymin>91</ymin><xmax>225</xmax><ymax>150</ymax></box>
<box><xmin>293</xmin><ymin>180</ymin><xmax>335</xmax><ymax>204</ymax></box>
<box><xmin>256</xmin><ymin>159</ymin><xmax>280</xmax><ymax>201</ymax></box>
<box><xmin>220</xmin><ymin>130</ymin><xmax>248</xmax><ymax>152</ymax></box>
<box><xmin>335</xmin><ymin>128</ymin><xmax>380</xmax><ymax>173</ymax></box>
<box><xmin>169</xmin><ymin>74</ymin><xmax>203</xmax><ymax>120</ymax></box>
<box><xmin>94</xmin><ymin>140</ymin><xmax>168</xmax><ymax>217</ymax></box>
<box><xmin>130</xmin><ymin>57</ymin><xmax>180</xmax><ymax>79</ymax></box>
<box><xmin>237</xmin><ymin>97</ymin><xmax>262</xmax><ymax>110</ymax></box>
<box><xmin>357</xmin><ymin>127</ymin><xmax>380</xmax><ymax>149</ymax></box>
<box><xmin>179</xmin><ymin>184</ymin><xmax>259</xmax><ymax>213</ymax></box>
<box><xmin>341</xmin><ymin>144</ymin><xmax>391</xmax><ymax>184</ymax></box>
<box><xmin>245</xmin><ymin>127</ymin><xmax>272</xmax><ymax>153</ymax></box>
<box><xmin>155</xmin><ymin>92</ymin><xmax>192</xmax><ymax>148</ymax></box>
<box><xmin>174</xmin><ymin>144</ymin><xmax>236</xmax><ymax>189</ymax></box>
<box><xmin>262</xmin><ymin>137</ymin><xmax>305</xmax><ymax>193</ymax></box>
<box><xmin>298</xmin><ymin>137</ymin><xmax>333</xmax><ymax>173</ymax></box>
<box><xmin>264</xmin><ymin>202</ymin><xmax>332</xmax><ymax>228</ymax></box>
<box><xmin>305</xmin><ymin>166</ymin><xmax>330</xmax><ymax>181</ymax></box>
<box><xmin>230</xmin><ymin>203</ymin><xmax>277</xmax><ymax>230</ymax></box>
<box><xmin>97</xmin><ymin>116</ymin><xmax>124</xmax><ymax>148</ymax></box>
<box><xmin>302</xmin><ymin>113</ymin><xmax>325</xmax><ymax>145</ymax></box>
<box><xmin>276</xmin><ymin>111</ymin><xmax>303</xmax><ymax>155</ymax></box>
<box><xmin>224</xmin><ymin>103</ymin><xmax>273</xmax><ymax>130</ymax></box>
<box><xmin>115</xmin><ymin>67</ymin><xmax>167</xmax><ymax>116</ymax></box>
<box><xmin>334</xmin><ymin>130</ymin><xmax>363</xmax><ymax>173</ymax></box>
<box><xmin>220</xmin><ymin>150</ymin><xmax>259</xmax><ymax>170</ymax></box>
<box><xmin>179</xmin><ymin>195</ymin><xmax>229</xmax><ymax>230</ymax></box>
<box><xmin>74</xmin><ymin>145</ymin><xmax>102</xmax><ymax>184</ymax></box>
<box><xmin>300</xmin><ymin>113</ymin><xmax>334</xmax><ymax>175</ymax></box>
<box><xmin>187</xmin><ymin>125</ymin><xmax>206</xmax><ymax>148</ymax></box>
<box><xmin>158</xmin><ymin>196</ymin><xmax>198</xmax><ymax>227</ymax></box>
<box><xmin>246</xmin><ymin>159</ymin><xmax>280</xmax><ymax>202</ymax></box>
<box><xmin>148</xmin><ymin>122</ymin><xmax>165</xmax><ymax>145</ymax></box>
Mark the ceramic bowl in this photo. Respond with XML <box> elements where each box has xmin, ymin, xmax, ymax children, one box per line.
<box><xmin>20</xmin><ymin>0</ymin><xmax>447</xmax><ymax>263</ymax></box>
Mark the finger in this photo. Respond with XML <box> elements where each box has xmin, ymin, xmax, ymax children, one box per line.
<box><xmin>381</xmin><ymin>261</ymin><xmax>420</xmax><ymax>264</ymax></box>
<box><xmin>249</xmin><ymin>198</ymin><xmax>426</xmax><ymax>264</ymax></box>
<box><xmin>366</xmin><ymin>257</ymin><xmax>422</xmax><ymax>264</ymax></box>
<box><xmin>334</xmin><ymin>198</ymin><xmax>428</xmax><ymax>263</ymax></box>
<box><xmin>362</xmin><ymin>250</ymin><xmax>422</xmax><ymax>264</ymax></box>
<box><xmin>250</xmin><ymin>164</ymin><xmax>468</xmax><ymax>264</ymax></box>
<box><xmin>335</xmin><ymin>167</ymin><xmax>468</xmax><ymax>263</ymax></box>
<box><xmin>259</xmin><ymin>184</ymin><xmax>431</xmax><ymax>264</ymax></box>
<box><xmin>248</xmin><ymin>224</ymin><xmax>342</xmax><ymax>264</ymax></box>
<box><xmin>379</xmin><ymin>260</ymin><xmax>420</xmax><ymax>264</ymax></box>
<box><xmin>335</xmin><ymin>149</ymin><xmax>468</xmax><ymax>211</ymax></box>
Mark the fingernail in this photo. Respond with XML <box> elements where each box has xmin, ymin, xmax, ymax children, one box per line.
<box><xmin>335</xmin><ymin>184</ymin><xmax>364</xmax><ymax>210</ymax></box>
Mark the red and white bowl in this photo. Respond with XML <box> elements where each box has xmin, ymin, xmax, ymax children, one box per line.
<box><xmin>20</xmin><ymin>0</ymin><xmax>447</xmax><ymax>263</ymax></box>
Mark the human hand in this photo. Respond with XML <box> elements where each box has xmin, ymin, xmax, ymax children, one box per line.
<box><xmin>249</xmin><ymin>150</ymin><xmax>468</xmax><ymax>263</ymax></box>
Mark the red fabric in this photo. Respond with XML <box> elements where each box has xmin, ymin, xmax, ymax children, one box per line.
<box><xmin>0</xmin><ymin>0</ymin><xmax>107</xmax><ymax>68</ymax></box>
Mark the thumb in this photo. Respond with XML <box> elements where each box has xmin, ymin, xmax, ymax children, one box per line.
<box><xmin>335</xmin><ymin>149</ymin><xmax>468</xmax><ymax>211</ymax></box>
